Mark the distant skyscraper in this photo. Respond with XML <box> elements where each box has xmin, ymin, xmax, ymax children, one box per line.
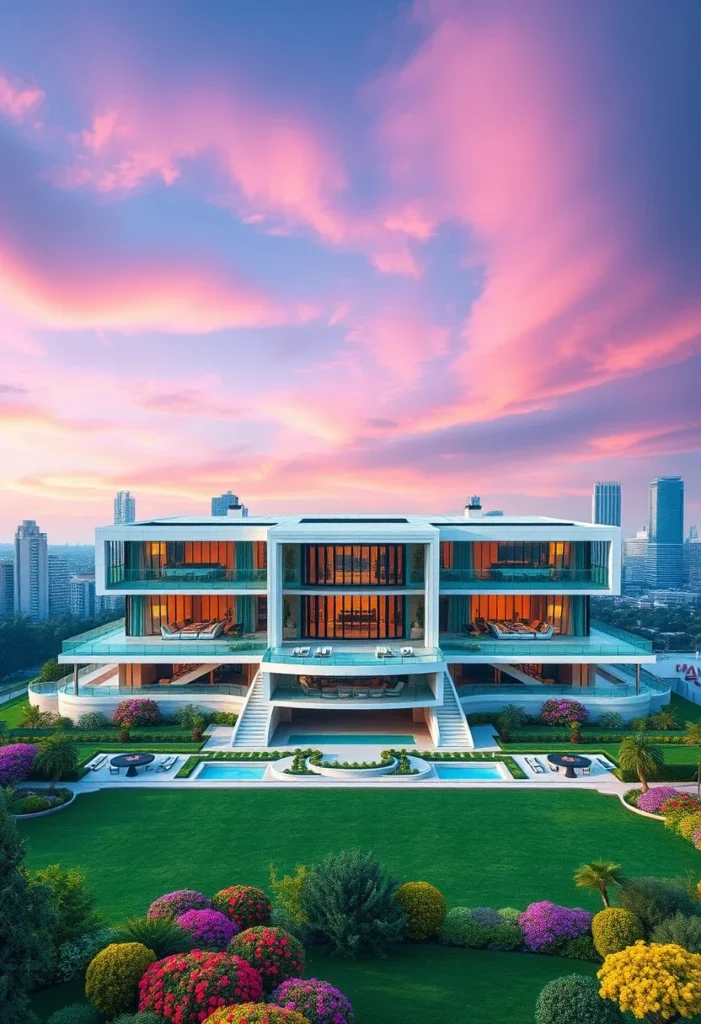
<box><xmin>70</xmin><ymin>573</ymin><xmax>97</xmax><ymax>618</ymax></box>
<box><xmin>114</xmin><ymin>490</ymin><xmax>136</xmax><ymax>524</ymax></box>
<box><xmin>14</xmin><ymin>520</ymin><xmax>49</xmax><ymax>620</ymax></box>
<box><xmin>211</xmin><ymin>491</ymin><xmax>248</xmax><ymax>516</ymax></box>
<box><xmin>48</xmin><ymin>555</ymin><xmax>71</xmax><ymax>618</ymax></box>
<box><xmin>686</xmin><ymin>540</ymin><xmax>701</xmax><ymax>591</ymax></box>
<box><xmin>0</xmin><ymin>560</ymin><xmax>14</xmax><ymax>618</ymax></box>
<box><xmin>592</xmin><ymin>482</ymin><xmax>622</xmax><ymax>526</ymax></box>
<box><xmin>623</xmin><ymin>528</ymin><xmax>648</xmax><ymax>590</ymax></box>
<box><xmin>646</xmin><ymin>476</ymin><xmax>684</xmax><ymax>589</ymax></box>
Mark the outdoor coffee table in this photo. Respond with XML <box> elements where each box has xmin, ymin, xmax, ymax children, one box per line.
<box><xmin>110</xmin><ymin>753</ymin><xmax>155</xmax><ymax>778</ymax></box>
<box><xmin>546</xmin><ymin>753</ymin><xmax>591</xmax><ymax>779</ymax></box>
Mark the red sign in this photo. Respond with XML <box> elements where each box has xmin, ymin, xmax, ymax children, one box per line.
<box><xmin>677</xmin><ymin>663</ymin><xmax>701</xmax><ymax>685</ymax></box>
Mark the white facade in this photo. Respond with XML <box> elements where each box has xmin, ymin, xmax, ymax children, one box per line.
<box><xmin>46</xmin><ymin>511</ymin><xmax>667</xmax><ymax>741</ymax></box>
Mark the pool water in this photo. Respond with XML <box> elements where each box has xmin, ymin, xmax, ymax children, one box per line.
<box><xmin>433</xmin><ymin>763</ymin><xmax>506</xmax><ymax>781</ymax></box>
<box><xmin>287</xmin><ymin>734</ymin><xmax>415</xmax><ymax>745</ymax></box>
<box><xmin>196</xmin><ymin>764</ymin><xmax>268</xmax><ymax>780</ymax></box>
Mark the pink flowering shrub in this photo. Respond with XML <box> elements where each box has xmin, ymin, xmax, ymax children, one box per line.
<box><xmin>111</xmin><ymin>698</ymin><xmax>161</xmax><ymax>727</ymax></box>
<box><xmin>177</xmin><ymin>909</ymin><xmax>239</xmax><ymax>949</ymax></box>
<box><xmin>636</xmin><ymin>786</ymin><xmax>680</xmax><ymax>814</ymax></box>
<box><xmin>271</xmin><ymin>978</ymin><xmax>355</xmax><ymax>1024</ymax></box>
<box><xmin>518</xmin><ymin>901</ymin><xmax>592</xmax><ymax>952</ymax></box>
<box><xmin>148</xmin><ymin>889</ymin><xmax>213</xmax><ymax>920</ymax></box>
<box><xmin>213</xmin><ymin>886</ymin><xmax>273</xmax><ymax>930</ymax></box>
<box><xmin>0</xmin><ymin>743</ymin><xmax>38</xmax><ymax>786</ymax></box>
<box><xmin>138</xmin><ymin>950</ymin><xmax>263</xmax><ymax>1023</ymax></box>
<box><xmin>228</xmin><ymin>927</ymin><xmax>305</xmax><ymax>992</ymax></box>
<box><xmin>540</xmin><ymin>699</ymin><xmax>588</xmax><ymax>727</ymax></box>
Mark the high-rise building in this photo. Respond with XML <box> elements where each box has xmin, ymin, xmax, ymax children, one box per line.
<box><xmin>646</xmin><ymin>477</ymin><xmax>684</xmax><ymax>589</ymax></box>
<box><xmin>14</xmin><ymin>520</ymin><xmax>49</xmax><ymax>620</ymax></box>
<box><xmin>48</xmin><ymin>555</ymin><xmax>71</xmax><ymax>618</ymax></box>
<box><xmin>70</xmin><ymin>573</ymin><xmax>97</xmax><ymax>618</ymax></box>
<box><xmin>592</xmin><ymin>482</ymin><xmax>622</xmax><ymax>526</ymax></box>
<box><xmin>685</xmin><ymin>537</ymin><xmax>701</xmax><ymax>591</ymax></box>
<box><xmin>623</xmin><ymin>528</ymin><xmax>648</xmax><ymax>590</ymax></box>
<box><xmin>114</xmin><ymin>490</ymin><xmax>136</xmax><ymax>525</ymax></box>
<box><xmin>211</xmin><ymin>491</ymin><xmax>248</xmax><ymax>516</ymax></box>
<box><xmin>0</xmin><ymin>559</ymin><xmax>14</xmax><ymax>617</ymax></box>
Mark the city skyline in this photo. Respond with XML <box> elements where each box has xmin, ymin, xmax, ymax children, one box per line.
<box><xmin>0</xmin><ymin>0</ymin><xmax>700</xmax><ymax>541</ymax></box>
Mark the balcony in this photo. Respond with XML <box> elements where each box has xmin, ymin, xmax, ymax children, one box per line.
<box><xmin>439</xmin><ymin>567</ymin><xmax>609</xmax><ymax>590</ymax></box>
<box><xmin>263</xmin><ymin>642</ymin><xmax>443</xmax><ymax>674</ymax></box>
<box><xmin>61</xmin><ymin>620</ymin><xmax>267</xmax><ymax>660</ymax></box>
<box><xmin>59</xmin><ymin>681</ymin><xmax>249</xmax><ymax>698</ymax></box>
<box><xmin>440</xmin><ymin>620</ymin><xmax>653</xmax><ymax>662</ymax></box>
<box><xmin>106</xmin><ymin>567</ymin><xmax>267</xmax><ymax>590</ymax></box>
<box><xmin>282</xmin><ymin>568</ymin><xmax>424</xmax><ymax>589</ymax></box>
<box><xmin>455</xmin><ymin>677</ymin><xmax>665</xmax><ymax>700</ymax></box>
<box><xmin>272</xmin><ymin>676</ymin><xmax>436</xmax><ymax>705</ymax></box>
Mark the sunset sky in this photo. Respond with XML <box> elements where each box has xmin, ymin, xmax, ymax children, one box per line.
<box><xmin>1</xmin><ymin>0</ymin><xmax>699</xmax><ymax>542</ymax></box>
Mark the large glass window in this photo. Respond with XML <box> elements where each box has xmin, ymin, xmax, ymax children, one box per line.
<box><xmin>124</xmin><ymin>541</ymin><xmax>266</xmax><ymax>574</ymax></box>
<box><xmin>439</xmin><ymin>594</ymin><xmax>588</xmax><ymax>636</ymax></box>
<box><xmin>302</xmin><ymin>595</ymin><xmax>404</xmax><ymax>639</ymax></box>
<box><xmin>302</xmin><ymin>545</ymin><xmax>405</xmax><ymax>586</ymax></box>
<box><xmin>127</xmin><ymin>595</ymin><xmax>267</xmax><ymax>635</ymax></box>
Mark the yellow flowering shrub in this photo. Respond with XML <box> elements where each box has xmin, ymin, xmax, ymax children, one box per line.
<box><xmin>395</xmin><ymin>881</ymin><xmax>447</xmax><ymax>940</ymax></box>
<box><xmin>598</xmin><ymin>941</ymin><xmax>701</xmax><ymax>1020</ymax></box>
<box><xmin>592</xmin><ymin>908</ymin><xmax>644</xmax><ymax>958</ymax></box>
<box><xmin>678</xmin><ymin>813</ymin><xmax>701</xmax><ymax>841</ymax></box>
<box><xmin>85</xmin><ymin>942</ymin><xmax>155</xmax><ymax>1017</ymax></box>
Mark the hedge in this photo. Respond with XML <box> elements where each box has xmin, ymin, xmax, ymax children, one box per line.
<box><xmin>615</xmin><ymin>764</ymin><xmax>696</xmax><ymax>783</ymax></box>
<box><xmin>408</xmin><ymin>750</ymin><xmax>528</xmax><ymax>780</ymax></box>
<box><xmin>503</xmin><ymin>730</ymin><xmax>687</xmax><ymax>745</ymax></box>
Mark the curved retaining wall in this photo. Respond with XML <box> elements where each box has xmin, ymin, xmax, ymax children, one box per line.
<box><xmin>27</xmin><ymin>688</ymin><xmax>59</xmax><ymax>715</ymax></box>
<box><xmin>458</xmin><ymin>689</ymin><xmax>667</xmax><ymax>723</ymax></box>
<box><xmin>56</xmin><ymin>690</ymin><xmax>246</xmax><ymax>723</ymax></box>
<box><xmin>307</xmin><ymin>756</ymin><xmax>399</xmax><ymax>779</ymax></box>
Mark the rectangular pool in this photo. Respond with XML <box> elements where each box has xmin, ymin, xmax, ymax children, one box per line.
<box><xmin>433</xmin><ymin>763</ymin><xmax>507</xmax><ymax>781</ymax></box>
<box><xmin>287</xmin><ymin>734</ymin><xmax>415</xmax><ymax>745</ymax></box>
<box><xmin>196</xmin><ymin>764</ymin><xmax>268</xmax><ymax>780</ymax></box>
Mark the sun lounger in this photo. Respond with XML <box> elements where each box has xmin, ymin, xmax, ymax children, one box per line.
<box><xmin>526</xmin><ymin>757</ymin><xmax>545</xmax><ymax>775</ymax></box>
<box><xmin>90</xmin><ymin>755</ymin><xmax>107</xmax><ymax>771</ymax></box>
<box><xmin>384</xmin><ymin>680</ymin><xmax>405</xmax><ymax>697</ymax></box>
<box><xmin>400</xmin><ymin>646</ymin><xmax>414</xmax><ymax>657</ymax></box>
<box><xmin>369</xmin><ymin>689</ymin><xmax>385</xmax><ymax>698</ymax></box>
<box><xmin>597</xmin><ymin>757</ymin><xmax>614</xmax><ymax>771</ymax></box>
<box><xmin>108</xmin><ymin>763</ymin><xmax>119</xmax><ymax>775</ymax></box>
<box><xmin>547</xmin><ymin>760</ymin><xmax>558</xmax><ymax>773</ymax></box>
<box><xmin>582</xmin><ymin>766</ymin><xmax>591</xmax><ymax>775</ymax></box>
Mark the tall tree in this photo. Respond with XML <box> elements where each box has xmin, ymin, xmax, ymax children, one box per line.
<box><xmin>0</xmin><ymin>789</ymin><xmax>54</xmax><ymax>1022</ymax></box>
<box><xmin>618</xmin><ymin>734</ymin><xmax>664</xmax><ymax>793</ymax></box>
<box><xmin>32</xmin><ymin>735</ymin><xmax>78</xmax><ymax>793</ymax></box>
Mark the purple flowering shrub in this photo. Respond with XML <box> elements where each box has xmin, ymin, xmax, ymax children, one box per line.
<box><xmin>519</xmin><ymin>901</ymin><xmax>592</xmax><ymax>952</ymax></box>
<box><xmin>540</xmin><ymin>699</ymin><xmax>588</xmax><ymax>727</ymax></box>
<box><xmin>271</xmin><ymin>978</ymin><xmax>355</xmax><ymax>1024</ymax></box>
<box><xmin>147</xmin><ymin>889</ymin><xmax>212</xmax><ymax>920</ymax></box>
<box><xmin>0</xmin><ymin>743</ymin><xmax>38</xmax><ymax>786</ymax></box>
<box><xmin>176</xmin><ymin>908</ymin><xmax>239</xmax><ymax>949</ymax></box>
<box><xmin>111</xmin><ymin>698</ymin><xmax>161</xmax><ymax>727</ymax></box>
<box><xmin>636</xmin><ymin>786</ymin><xmax>680</xmax><ymax>814</ymax></box>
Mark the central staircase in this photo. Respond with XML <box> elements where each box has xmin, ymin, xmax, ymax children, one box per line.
<box><xmin>433</xmin><ymin>672</ymin><xmax>474</xmax><ymax>749</ymax></box>
<box><xmin>231</xmin><ymin>671</ymin><xmax>270</xmax><ymax>748</ymax></box>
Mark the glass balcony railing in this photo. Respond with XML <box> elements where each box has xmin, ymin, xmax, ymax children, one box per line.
<box><xmin>263</xmin><ymin>646</ymin><xmax>443</xmax><ymax>667</ymax></box>
<box><xmin>107</xmin><ymin>567</ymin><xmax>267</xmax><ymax>589</ymax></box>
<box><xmin>282</xmin><ymin>568</ymin><xmax>424</xmax><ymax>588</ymax></box>
<box><xmin>59</xmin><ymin>681</ymin><xmax>249</xmax><ymax>698</ymax></box>
<box><xmin>272</xmin><ymin>679</ymin><xmax>436</xmax><ymax>702</ymax></box>
<box><xmin>61</xmin><ymin>622</ymin><xmax>267</xmax><ymax>658</ymax></box>
<box><xmin>441</xmin><ymin>620</ymin><xmax>652</xmax><ymax>658</ymax></box>
<box><xmin>439</xmin><ymin>567</ymin><xmax>609</xmax><ymax>589</ymax></box>
<box><xmin>455</xmin><ymin>680</ymin><xmax>661</xmax><ymax>700</ymax></box>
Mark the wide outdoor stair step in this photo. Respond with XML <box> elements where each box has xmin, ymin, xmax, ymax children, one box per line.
<box><xmin>231</xmin><ymin>672</ymin><xmax>271</xmax><ymax>748</ymax></box>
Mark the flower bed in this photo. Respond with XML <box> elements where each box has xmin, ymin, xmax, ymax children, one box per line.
<box><xmin>138</xmin><ymin>950</ymin><xmax>263</xmax><ymax>1021</ymax></box>
<box><xmin>11</xmin><ymin>786</ymin><xmax>74</xmax><ymax>816</ymax></box>
<box><xmin>0</xmin><ymin>742</ymin><xmax>38</xmax><ymax>785</ymax></box>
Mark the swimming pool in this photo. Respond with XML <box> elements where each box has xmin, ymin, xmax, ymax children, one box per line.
<box><xmin>433</xmin><ymin>763</ymin><xmax>508</xmax><ymax>781</ymax></box>
<box><xmin>287</xmin><ymin>734</ymin><xmax>415</xmax><ymax>745</ymax></box>
<box><xmin>195</xmin><ymin>763</ymin><xmax>268</xmax><ymax>780</ymax></box>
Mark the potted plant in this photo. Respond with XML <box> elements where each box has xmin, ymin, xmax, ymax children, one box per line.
<box><xmin>569</xmin><ymin>719</ymin><xmax>582</xmax><ymax>744</ymax></box>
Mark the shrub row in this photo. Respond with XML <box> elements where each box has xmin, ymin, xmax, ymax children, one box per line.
<box><xmin>408</xmin><ymin>749</ymin><xmax>528</xmax><ymax>780</ymax></box>
<box><xmin>504</xmin><ymin>730</ymin><xmax>687</xmax><ymax>744</ymax></box>
<box><xmin>615</xmin><ymin>765</ymin><xmax>695</xmax><ymax>783</ymax></box>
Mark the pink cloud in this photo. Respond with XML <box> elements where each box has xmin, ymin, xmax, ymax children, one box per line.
<box><xmin>0</xmin><ymin>72</ymin><xmax>44</xmax><ymax>121</ymax></box>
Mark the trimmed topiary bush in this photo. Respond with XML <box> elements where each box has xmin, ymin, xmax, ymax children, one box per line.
<box><xmin>213</xmin><ymin>886</ymin><xmax>273</xmax><ymax>929</ymax></box>
<box><xmin>519</xmin><ymin>902</ymin><xmax>592</xmax><ymax>953</ymax></box>
<box><xmin>438</xmin><ymin>907</ymin><xmax>522</xmax><ymax>951</ymax></box>
<box><xmin>535</xmin><ymin>974</ymin><xmax>624</xmax><ymax>1024</ymax></box>
<box><xmin>395</xmin><ymin>881</ymin><xmax>447</xmax><ymax>940</ymax></box>
<box><xmin>203</xmin><ymin>1007</ymin><xmax>310</xmax><ymax>1024</ymax></box>
<box><xmin>47</xmin><ymin>1005</ymin><xmax>102</xmax><ymax>1024</ymax></box>
<box><xmin>85</xmin><ymin>942</ymin><xmax>156</xmax><ymax>1017</ymax></box>
<box><xmin>559</xmin><ymin>935</ymin><xmax>599</xmax><ymax>961</ymax></box>
<box><xmin>438</xmin><ymin>907</ymin><xmax>490</xmax><ymax>949</ymax></box>
<box><xmin>56</xmin><ymin>928</ymin><xmax>117</xmax><ymax>982</ymax></box>
<box><xmin>489</xmin><ymin>920</ymin><xmax>523</xmax><ymax>952</ymax></box>
<box><xmin>229</xmin><ymin>926</ymin><xmax>305</xmax><ymax>991</ymax></box>
<box><xmin>176</xmin><ymin>909</ymin><xmax>239</xmax><ymax>949</ymax></box>
<box><xmin>300</xmin><ymin>849</ymin><xmax>406</xmax><ymax>958</ymax></box>
<box><xmin>271</xmin><ymin>978</ymin><xmax>354</xmax><ymax>1024</ymax></box>
<box><xmin>592</xmin><ymin>907</ymin><xmax>645</xmax><ymax>957</ymax></box>
<box><xmin>138</xmin><ymin>950</ymin><xmax>264</xmax><ymax>1021</ymax></box>
<box><xmin>147</xmin><ymin>889</ymin><xmax>212</xmax><ymax>920</ymax></box>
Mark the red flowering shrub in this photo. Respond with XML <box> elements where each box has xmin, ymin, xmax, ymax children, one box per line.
<box><xmin>112</xmin><ymin>699</ymin><xmax>161</xmax><ymax>727</ymax></box>
<box><xmin>212</xmin><ymin>887</ymin><xmax>272</xmax><ymax>929</ymax></box>
<box><xmin>204</xmin><ymin>1006</ymin><xmax>310</xmax><ymax>1024</ymax></box>
<box><xmin>660</xmin><ymin>793</ymin><xmax>701</xmax><ymax>815</ymax></box>
<box><xmin>138</xmin><ymin>950</ymin><xmax>263</xmax><ymax>1024</ymax></box>
<box><xmin>228</xmin><ymin>927</ymin><xmax>305</xmax><ymax>992</ymax></box>
<box><xmin>540</xmin><ymin>699</ymin><xmax>588</xmax><ymax>727</ymax></box>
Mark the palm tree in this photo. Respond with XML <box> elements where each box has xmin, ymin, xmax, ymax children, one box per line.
<box><xmin>18</xmin><ymin>704</ymin><xmax>51</xmax><ymax>729</ymax></box>
<box><xmin>573</xmin><ymin>859</ymin><xmax>625</xmax><ymax>907</ymax></box>
<box><xmin>618</xmin><ymin>733</ymin><xmax>664</xmax><ymax>793</ymax></box>
<box><xmin>684</xmin><ymin>721</ymin><xmax>701</xmax><ymax>795</ymax></box>
<box><xmin>650</xmin><ymin>709</ymin><xmax>679</xmax><ymax>731</ymax></box>
<box><xmin>33</xmin><ymin>734</ymin><xmax>79</xmax><ymax>793</ymax></box>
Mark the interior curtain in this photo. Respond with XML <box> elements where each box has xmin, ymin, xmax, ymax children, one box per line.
<box><xmin>238</xmin><ymin>595</ymin><xmax>255</xmax><ymax>632</ymax></box>
<box><xmin>447</xmin><ymin>595</ymin><xmax>470</xmax><ymax>633</ymax></box>
<box><xmin>453</xmin><ymin>543</ymin><xmax>472</xmax><ymax>571</ymax></box>
<box><xmin>235</xmin><ymin>542</ymin><xmax>254</xmax><ymax>578</ymax></box>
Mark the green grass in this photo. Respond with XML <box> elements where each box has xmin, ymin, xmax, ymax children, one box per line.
<box><xmin>30</xmin><ymin>946</ymin><xmax>598</xmax><ymax>1024</ymax></box>
<box><xmin>671</xmin><ymin>691</ymin><xmax>701</xmax><ymax>724</ymax></box>
<box><xmin>0</xmin><ymin>694</ymin><xmax>31</xmax><ymax>727</ymax></box>
<box><xmin>20</xmin><ymin>788</ymin><xmax>696</xmax><ymax>922</ymax></box>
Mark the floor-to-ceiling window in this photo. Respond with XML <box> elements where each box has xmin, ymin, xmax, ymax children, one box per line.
<box><xmin>302</xmin><ymin>594</ymin><xmax>404</xmax><ymax>639</ymax></box>
<box><xmin>302</xmin><ymin>545</ymin><xmax>405</xmax><ymax>586</ymax></box>
<box><xmin>126</xmin><ymin>595</ymin><xmax>267</xmax><ymax>635</ymax></box>
<box><xmin>438</xmin><ymin>594</ymin><xmax>588</xmax><ymax>635</ymax></box>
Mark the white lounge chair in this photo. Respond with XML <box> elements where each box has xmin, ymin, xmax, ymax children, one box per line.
<box><xmin>400</xmin><ymin>646</ymin><xmax>414</xmax><ymax>657</ymax></box>
<box><xmin>384</xmin><ymin>680</ymin><xmax>405</xmax><ymax>697</ymax></box>
<box><xmin>90</xmin><ymin>755</ymin><xmax>107</xmax><ymax>771</ymax></box>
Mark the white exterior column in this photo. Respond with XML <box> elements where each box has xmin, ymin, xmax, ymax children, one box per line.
<box><xmin>423</xmin><ymin>536</ymin><xmax>440</xmax><ymax>649</ymax></box>
<box><xmin>267</xmin><ymin>538</ymin><xmax>283</xmax><ymax>649</ymax></box>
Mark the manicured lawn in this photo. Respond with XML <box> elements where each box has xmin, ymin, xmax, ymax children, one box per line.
<box><xmin>30</xmin><ymin>946</ymin><xmax>598</xmax><ymax>1024</ymax></box>
<box><xmin>0</xmin><ymin>693</ymin><xmax>31</xmax><ymax>727</ymax></box>
<box><xmin>671</xmin><ymin>691</ymin><xmax>701</xmax><ymax>723</ymax></box>
<box><xmin>20</xmin><ymin>788</ymin><xmax>696</xmax><ymax>923</ymax></box>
